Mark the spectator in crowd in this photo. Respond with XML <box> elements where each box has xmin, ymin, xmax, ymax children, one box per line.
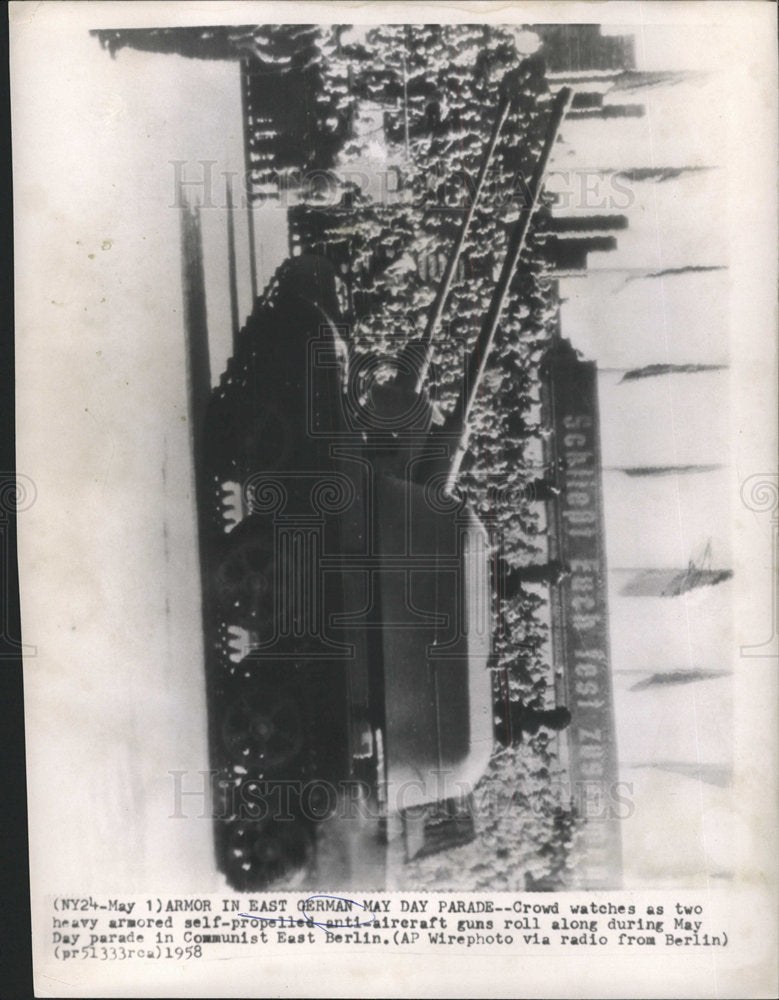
<box><xmin>495</xmin><ymin>701</ymin><xmax>572</xmax><ymax>747</ymax></box>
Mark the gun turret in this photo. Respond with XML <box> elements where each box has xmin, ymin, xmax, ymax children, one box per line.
<box><xmin>364</xmin><ymin>86</ymin><xmax>573</xmax><ymax>493</ymax></box>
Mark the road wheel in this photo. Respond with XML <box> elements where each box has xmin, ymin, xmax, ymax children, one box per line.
<box><xmin>221</xmin><ymin>679</ymin><xmax>303</xmax><ymax>773</ymax></box>
<box><xmin>205</xmin><ymin>396</ymin><xmax>290</xmax><ymax>479</ymax></box>
<box><xmin>213</xmin><ymin>526</ymin><xmax>275</xmax><ymax>632</ymax></box>
<box><xmin>225</xmin><ymin>818</ymin><xmax>312</xmax><ymax>890</ymax></box>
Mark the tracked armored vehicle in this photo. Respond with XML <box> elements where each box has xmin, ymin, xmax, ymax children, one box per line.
<box><xmin>194</xmin><ymin>85</ymin><xmax>572</xmax><ymax>890</ymax></box>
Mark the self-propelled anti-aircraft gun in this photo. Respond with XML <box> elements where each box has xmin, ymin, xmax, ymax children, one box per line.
<box><xmin>195</xmin><ymin>81</ymin><xmax>572</xmax><ymax>890</ymax></box>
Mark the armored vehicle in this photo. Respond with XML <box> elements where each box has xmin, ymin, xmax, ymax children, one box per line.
<box><xmin>194</xmin><ymin>86</ymin><xmax>572</xmax><ymax>890</ymax></box>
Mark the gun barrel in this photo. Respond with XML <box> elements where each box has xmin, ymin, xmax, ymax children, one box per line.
<box><xmin>414</xmin><ymin>86</ymin><xmax>515</xmax><ymax>394</ymax></box>
<box><xmin>443</xmin><ymin>86</ymin><xmax>573</xmax><ymax>493</ymax></box>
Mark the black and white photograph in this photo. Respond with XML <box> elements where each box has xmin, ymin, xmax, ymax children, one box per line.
<box><xmin>9</xmin><ymin>2</ymin><xmax>777</xmax><ymax>997</ymax></box>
